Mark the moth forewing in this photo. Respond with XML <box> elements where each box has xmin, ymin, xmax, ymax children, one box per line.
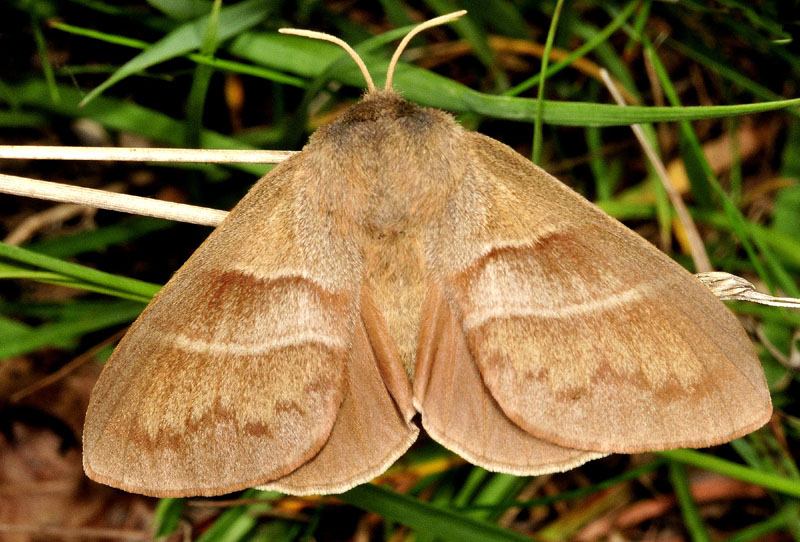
<box><xmin>83</xmin><ymin>155</ymin><xmax>366</xmax><ymax>497</ymax></box>
<box><xmin>423</xmin><ymin>132</ymin><xmax>772</xmax><ymax>453</ymax></box>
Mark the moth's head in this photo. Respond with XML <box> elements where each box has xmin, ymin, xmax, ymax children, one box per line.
<box><xmin>304</xmin><ymin>89</ymin><xmax>458</xmax><ymax>185</ymax></box>
<box><xmin>336</xmin><ymin>89</ymin><xmax>421</xmax><ymax>124</ymax></box>
<box><xmin>315</xmin><ymin>88</ymin><xmax>451</xmax><ymax>142</ymax></box>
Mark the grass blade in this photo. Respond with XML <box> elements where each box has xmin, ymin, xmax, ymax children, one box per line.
<box><xmin>0</xmin><ymin>242</ymin><xmax>159</xmax><ymax>300</ymax></box>
<box><xmin>532</xmin><ymin>0</ymin><xmax>565</xmax><ymax>164</ymax></box>
<box><xmin>339</xmin><ymin>484</ymin><xmax>535</xmax><ymax>542</ymax></box>
<box><xmin>668</xmin><ymin>462</ymin><xmax>711</xmax><ymax>542</ymax></box>
<box><xmin>79</xmin><ymin>0</ymin><xmax>274</xmax><ymax>106</ymax></box>
<box><xmin>659</xmin><ymin>450</ymin><xmax>800</xmax><ymax>499</ymax></box>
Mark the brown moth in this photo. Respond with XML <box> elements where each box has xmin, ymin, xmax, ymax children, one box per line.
<box><xmin>82</xmin><ymin>13</ymin><xmax>772</xmax><ymax>497</ymax></box>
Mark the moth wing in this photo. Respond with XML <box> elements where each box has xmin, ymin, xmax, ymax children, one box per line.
<box><xmin>260</xmin><ymin>291</ymin><xmax>418</xmax><ymax>495</ymax></box>
<box><xmin>84</xmin><ymin>156</ymin><xmax>366</xmax><ymax>496</ymax></box>
<box><xmin>414</xmin><ymin>284</ymin><xmax>605</xmax><ymax>474</ymax></box>
<box><xmin>426</xmin><ymin>133</ymin><xmax>771</xmax><ymax>453</ymax></box>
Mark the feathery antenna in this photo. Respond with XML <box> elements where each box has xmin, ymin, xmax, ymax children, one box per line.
<box><xmin>385</xmin><ymin>10</ymin><xmax>467</xmax><ymax>90</ymax></box>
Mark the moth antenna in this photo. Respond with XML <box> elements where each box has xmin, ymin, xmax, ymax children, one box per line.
<box><xmin>278</xmin><ymin>28</ymin><xmax>376</xmax><ymax>92</ymax></box>
<box><xmin>385</xmin><ymin>10</ymin><xmax>467</xmax><ymax>91</ymax></box>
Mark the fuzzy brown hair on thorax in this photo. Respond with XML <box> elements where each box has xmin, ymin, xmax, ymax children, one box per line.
<box><xmin>304</xmin><ymin>89</ymin><xmax>466</xmax><ymax>237</ymax></box>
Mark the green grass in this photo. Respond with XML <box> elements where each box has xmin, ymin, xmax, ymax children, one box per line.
<box><xmin>2</xmin><ymin>1</ymin><xmax>799</xmax><ymax>541</ymax></box>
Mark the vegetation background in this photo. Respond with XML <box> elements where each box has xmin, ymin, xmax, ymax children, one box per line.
<box><xmin>1</xmin><ymin>0</ymin><xmax>799</xmax><ymax>540</ymax></box>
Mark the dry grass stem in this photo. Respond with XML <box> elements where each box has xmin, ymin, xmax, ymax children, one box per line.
<box><xmin>10</xmin><ymin>329</ymin><xmax>128</xmax><ymax>402</ymax></box>
<box><xmin>4</xmin><ymin>203</ymin><xmax>97</xmax><ymax>245</ymax></box>
<box><xmin>0</xmin><ymin>173</ymin><xmax>227</xmax><ymax>227</ymax></box>
<box><xmin>0</xmin><ymin>145</ymin><xmax>294</xmax><ymax>163</ymax></box>
<box><xmin>697</xmin><ymin>271</ymin><xmax>800</xmax><ymax>308</ymax></box>
<box><xmin>599</xmin><ymin>68</ymin><xmax>713</xmax><ymax>273</ymax></box>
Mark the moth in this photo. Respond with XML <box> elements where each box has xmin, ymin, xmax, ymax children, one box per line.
<box><xmin>82</xmin><ymin>13</ymin><xmax>772</xmax><ymax>497</ymax></box>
